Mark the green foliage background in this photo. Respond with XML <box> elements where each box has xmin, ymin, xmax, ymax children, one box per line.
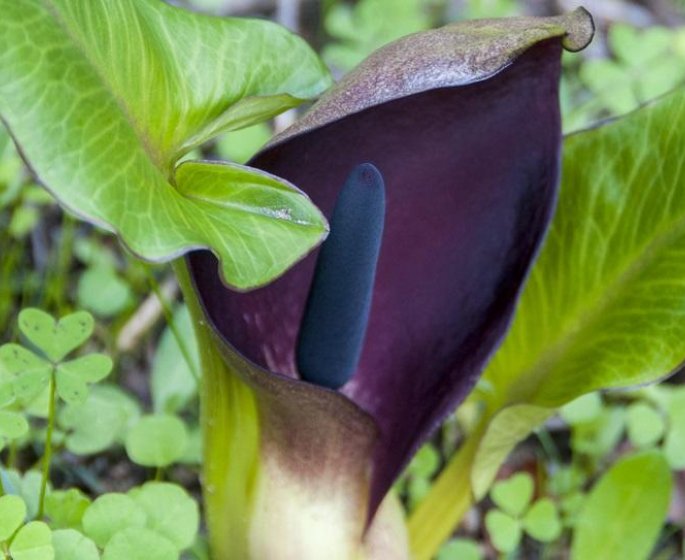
<box><xmin>2</xmin><ymin>1</ymin><xmax>685</xmax><ymax>559</ymax></box>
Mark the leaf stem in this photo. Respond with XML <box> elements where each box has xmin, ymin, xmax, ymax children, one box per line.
<box><xmin>37</xmin><ymin>373</ymin><xmax>57</xmax><ymax>519</ymax></box>
<box><xmin>407</xmin><ymin>423</ymin><xmax>485</xmax><ymax>560</ymax></box>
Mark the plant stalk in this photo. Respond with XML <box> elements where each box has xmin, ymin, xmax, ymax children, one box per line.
<box><xmin>173</xmin><ymin>259</ymin><xmax>260</xmax><ymax>559</ymax></box>
<box><xmin>407</xmin><ymin>423</ymin><xmax>485</xmax><ymax>560</ymax></box>
<box><xmin>37</xmin><ymin>373</ymin><xmax>56</xmax><ymax>519</ymax></box>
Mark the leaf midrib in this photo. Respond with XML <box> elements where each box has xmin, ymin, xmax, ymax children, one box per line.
<box><xmin>42</xmin><ymin>0</ymin><xmax>167</xmax><ymax>172</ymax></box>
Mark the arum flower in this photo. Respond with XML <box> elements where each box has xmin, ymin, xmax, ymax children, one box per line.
<box><xmin>186</xmin><ymin>10</ymin><xmax>594</xmax><ymax>560</ymax></box>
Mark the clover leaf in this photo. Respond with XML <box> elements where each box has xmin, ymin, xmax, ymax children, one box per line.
<box><xmin>490</xmin><ymin>472</ymin><xmax>533</xmax><ymax>517</ymax></box>
<box><xmin>18</xmin><ymin>309</ymin><xmax>93</xmax><ymax>363</ymax></box>
<box><xmin>0</xmin><ymin>494</ymin><xmax>27</xmax><ymax>542</ymax></box>
<box><xmin>0</xmin><ymin>410</ymin><xmax>28</xmax><ymax>451</ymax></box>
<box><xmin>486</xmin><ymin>472</ymin><xmax>562</xmax><ymax>554</ymax></box>
<box><xmin>0</xmin><ymin>309</ymin><xmax>112</xmax><ymax>406</ymax></box>
<box><xmin>45</xmin><ymin>489</ymin><xmax>91</xmax><ymax>531</ymax></box>
<box><xmin>129</xmin><ymin>483</ymin><xmax>199</xmax><ymax>551</ymax></box>
<box><xmin>102</xmin><ymin>527</ymin><xmax>176</xmax><ymax>560</ymax></box>
<box><xmin>82</xmin><ymin>494</ymin><xmax>147</xmax><ymax>549</ymax></box>
<box><xmin>125</xmin><ymin>415</ymin><xmax>188</xmax><ymax>468</ymax></box>
<box><xmin>52</xmin><ymin>529</ymin><xmax>99</xmax><ymax>560</ymax></box>
<box><xmin>9</xmin><ymin>521</ymin><xmax>54</xmax><ymax>560</ymax></box>
<box><xmin>59</xmin><ymin>385</ymin><xmax>140</xmax><ymax>456</ymax></box>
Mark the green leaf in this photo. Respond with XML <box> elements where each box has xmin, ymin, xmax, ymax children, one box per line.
<box><xmin>407</xmin><ymin>444</ymin><xmax>440</xmax><ymax>479</ymax></box>
<box><xmin>9</xmin><ymin>206</ymin><xmax>40</xmax><ymax>239</ymax></box>
<box><xmin>663</xmin><ymin>387</ymin><xmax>685</xmax><ymax>468</ymax></box>
<box><xmin>102</xmin><ymin>528</ymin><xmax>177</xmax><ymax>560</ymax></box>
<box><xmin>323</xmin><ymin>0</ymin><xmax>434</xmax><ymax>71</ymax></box>
<box><xmin>626</xmin><ymin>402</ymin><xmax>665</xmax><ymax>449</ymax></box>
<box><xmin>9</xmin><ymin>521</ymin><xmax>54</xmax><ymax>560</ymax></box>
<box><xmin>0</xmin><ymin>344</ymin><xmax>52</xmax><ymax>404</ymax></box>
<box><xmin>15</xmin><ymin>471</ymin><xmax>48</xmax><ymax>520</ymax></box>
<box><xmin>151</xmin><ymin>306</ymin><xmax>198</xmax><ymax>414</ymax></box>
<box><xmin>484</xmin><ymin>87</ymin><xmax>685</xmax><ymax>405</ymax></box>
<box><xmin>475</xmin><ymin>87</ymin><xmax>685</xmax><ymax>489</ymax></box>
<box><xmin>18</xmin><ymin>309</ymin><xmax>93</xmax><ymax>362</ymax></box>
<box><xmin>52</xmin><ymin>529</ymin><xmax>99</xmax><ymax>560</ymax></box>
<box><xmin>82</xmin><ymin>494</ymin><xmax>147</xmax><ymax>548</ymax></box>
<box><xmin>490</xmin><ymin>473</ymin><xmax>534</xmax><ymax>518</ymax></box>
<box><xmin>484</xmin><ymin>510</ymin><xmax>521</xmax><ymax>554</ymax></box>
<box><xmin>129</xmin><ymin>482</ymin><xmax>199</xmax><ymax>551</ymax></box>
<box><xmin>125</xmin><ymin>415</ymin><xmax>188</xmax><ymax>468</ymax></box>
<box><xmin>407</xmin><ymin>477</ymin><xmax>432</xmax><ymax>511</ymax></box>
<box><xmin>55</xmin><ymin>354</ymin><xmax>113</xmax><ymax>405</ymax></box>
<box><xmin>0</xmin><ymin>0</ymin><xmax>331</xmax><ymax>290</ymax></box>
<box><xmin>0</xmin><ymin>494</ymin><xmax>27</xmax><ymax>542</ymax></box>
<box><xmin>522</xmin><ymin>498</ymin><xmax>561</xmax><ymax>542</ymax></box>
<box><xmin>0</xmin><ymin>410</ymin><xmax>29</xmax><ymax>449</ymax></box>
<box><xmin>216</xmin><ymin>123</ymin><xmax>272</xmax><ymax>165</ymax></box>
<box><xmin>45</xmin><ymin>489</ymin><xmax>91</xmax><ymax>531</ymax></box>
<box><xmin>472</xmin><ymin>405</ymin><xmax>552</xmax><ymax>499</ymax></box>
<box><xmin>77</xmin><ymin>267</ymin><xmax>133</xmax><ymax>318</ymax></box>
<box><xmin>436</xmin><ymin>538</ymin><xmax>483</xmax><ymax>560</ymax></box>
<box><xmin>560</xmin><ymin>393</ymin><xmax>603</xmax><ymax>426</ymax></box>
<box><xmin>571</xmin><ymin>451</ymin><xmax>672</xmax><ymax>560</ymax></box>
<box><xmin>571</xmin><ymin>405</ymin><xmax>626</xmax><ymax>458</ymax></box>
<box><xmin>60</xmin><ymin>385</ymin><xmax>140</xmax><ymax>455</ymax></box>
<box><xmin>179</xmin><ymin>426</ymin><xmax>203</xmax><ymax>465</ymax></box>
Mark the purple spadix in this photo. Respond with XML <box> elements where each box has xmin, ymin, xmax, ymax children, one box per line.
<box><xmin>296</xmin><ymin>163</ymin><xmax>385</xmax><ymax>389</ymax></box>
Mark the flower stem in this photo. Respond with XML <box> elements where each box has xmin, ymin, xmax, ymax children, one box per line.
<box><xmin>37</xmin><ymin>373</ymin><xmax>56</xmax><ymax>519</ymax></box>
<box><xmin>407</xmin><ymin>423</ymin><xmax>485</xmax><ymax>560</ymax></box>
<box><xmin>172</xmin><ymin>259</ymin><xmax>260</xmax><ymax>559</ymax></box>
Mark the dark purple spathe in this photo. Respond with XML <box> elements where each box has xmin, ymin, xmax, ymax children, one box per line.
<box><xmin>189</xmin><ymin>13</ymin><xmax>591</xmax><ymax>519</ymax></box>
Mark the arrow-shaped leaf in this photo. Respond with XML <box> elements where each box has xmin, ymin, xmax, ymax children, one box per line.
<box><xmin>0</xmin><ymin>0</ymin><xmax>331</xmax><ymax>289</ymax></box>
